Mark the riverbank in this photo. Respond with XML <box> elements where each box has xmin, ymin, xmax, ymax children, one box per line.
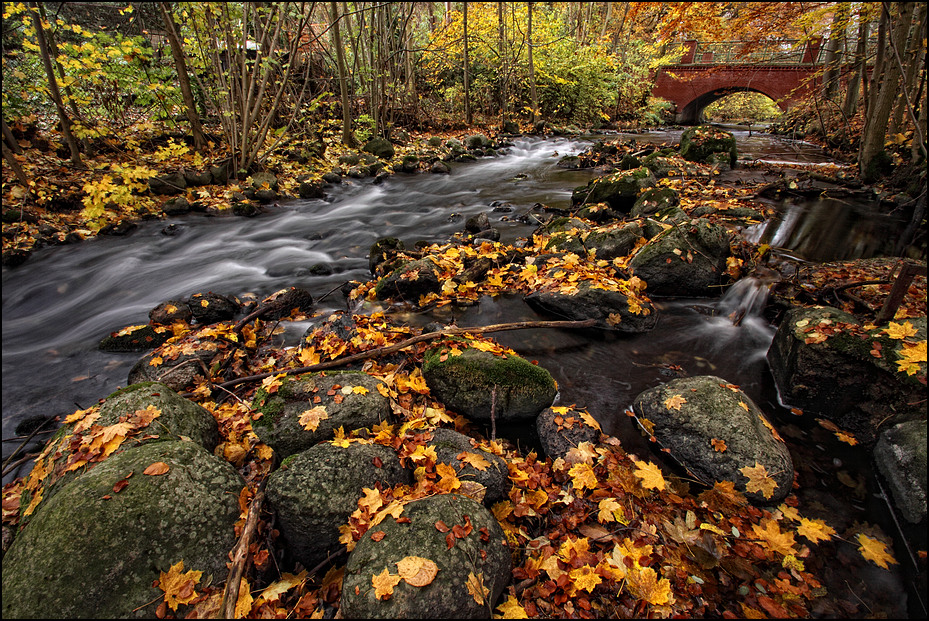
<box><xmin>3</xmin><ymin>128</ymin><xmax>926</xmax><ymax>618</ymax></box>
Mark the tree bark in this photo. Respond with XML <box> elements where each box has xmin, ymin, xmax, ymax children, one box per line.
<box><xmin>29</xmin><ymin>2</ymin><xmax>82</xmax><ymax>166</ymax></box>
<box><xmin>463</xmin><ymin>1</ymin><xmax>472</xmax><ymax>124</ymax></box>
<box><xmin>159</xmin><ymin>2</ymin><xmax>207</xmax><ymax>152</ymax></box>
<box><xmin>330</xmin><ymin>1</ymin><xmax>356</xmax><ymax>147</ymax></box>
<box><xmin>841</xmin><ymin>15</ymin><xmax>869</xmax><ymax>118</ymax></box>
<box><xmin>859</xmin><ymin>2</ymin><xmax>913</xmax><ymax>181</ymax></box>
<box><xmin>527</xmin><ymin>1</ymin><xmax>539</xmax><ymax>125</ymax></box>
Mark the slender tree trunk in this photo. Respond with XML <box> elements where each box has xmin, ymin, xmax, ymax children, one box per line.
<box><xmin>821</xmin><ymin>5</ymin><xmax>847</xmax><ymax>100</ymax></box>
<box><xmin>842</xmin><ymin>15</ymin><xmax>869</xmax><ymax>118</ymax></box>
<box><xmin>527</xmin><ymin>2</ymin><xmax>539</xmax><ymax>125</ymax></box>
<box><xmin>889</xmin><ymin>2</ymin><xmax>924</xmax><ymax>135</ymax></box>
<box><xmin>159</xmin><ymin>2</ymin><xmax>207</xmax><ymax>151</ymax></box>
<box><xmin>859</xmin><ymin>2</ymin><xmax>914</xmax><ymax>181</ymax></box>
<box><xmin>29</xmin><ymin>2</ymin><xmax>82</xmax><ymax>166</ymax></box>
<box><xmin>498</xmin><ymin>2</ymin><xmax>508</xmax><ymax>126</ymax></box>
<box><xmin>463</xmin><ymin>1</ymin><xmax>471</xmax><ymax>124</ymax></box>
<box><xmin>330</xmin><ymin>1</ymin><xmax>355</xmax><ymax>146</ymax></box>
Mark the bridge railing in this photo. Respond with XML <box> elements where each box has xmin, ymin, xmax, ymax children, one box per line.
<box><xmin>678</xmin><ymin>38</ymin><xmax>879</xmax><ymax>67</ymax></box>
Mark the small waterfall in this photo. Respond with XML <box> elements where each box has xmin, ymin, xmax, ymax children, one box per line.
<box><xmin>716</xmin><ymin>270</ymin><xmax>778</xmax><ymax>326</ymax></box>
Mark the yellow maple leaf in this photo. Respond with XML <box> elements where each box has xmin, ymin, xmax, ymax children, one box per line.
<box><xmin>435</xmin><ymin>462</ymin><xmax>461</xmax><ymax>492</ymax></box>
<box><xmin>372</xmin><ymin>568</ymin><xmax>402</xmax><ymax>599</ymax></box>
<box><xmin>568</xmin><ymin>564</ymin><xmax>602</xmax><ymax>593</ymax></box>
<box><xmin>857</xmin><ymin>533</ymin><xmax>898</xmax><ymax>569</ymax></box>
<box><xmin>664</xmin><ymin>394</ymin><xmax>686</xmax><ymax>410</ymax></box>
<box><xmin>796</xmin><ymin>517</ymin><xmax>836</xmax><ymax>543</ymax></box>
<box><xmin>298</xmin><ymin>346</ymin><xmax>321</xmax><ymax>366</ymax></box>
<box><xmin>298</xmin><ymin>406</ymin><xmax>328</xmax><ymax>432</ymax></box>
<box><xmin>466</xmin><ymin>571</ymin><xmax>489</xmax><ymax>605</ymax></box>
<box><xmin>159</xmin><ymin>560</ymin><xmax>202</xmax><ymax>611</ymax></box>
<box><xmin>579</xmin><ymin>410</ymin><xmax>601</xmax><ymax>431</ymax></box>
<box><xmin>495</xmin><ymin>594</ymin><xmax>529</xmax><ymax>618</ymax></box>
<box><xmin>625</xmin><ymin>565</ymin><xmax>673</xmax><ymax>606</ymax></box>
<box><xmin>896</xmin><ymin>340</ymin><xmax>926</xmax><ymax>375</ymax></box>
<box><xmin>568</xmin><ymin>462</ymin><xmax>598</xmax><ymax>491</ymax></box>
<box><xmin>256</xmin><ymin>571</ymin><xmax>308</xmax><ymax>605</ymax></box>
<box><xmin>396</xmin><ymin>556</ymin><xmax>439</xmax><ymax>587</ymax></box>
<box><xmin>457</xmin><ymin>451</ymin><xmax>490</xmax><ymax>471</ymax></box>
<box><xmin>751</xmin><ymin>518</ymin><xmax>796</xmax><ymax>556</ymax></box>
<box><xmin>558</xmin><ymin>536</ymin><xmax>591</xmax><ymax>562</ymax></box>
<box><xmin>883</xmin><ymin>321</ymin><xmax>918</xmax><ymax>340</ymax></box>
<box><xmin>633</xmin><ymin>460</ymin><xmax>666</xmax><ymax>490</ymax></box>
<box><xmin>234</xmin><ymin>577</ymin><xmax>253</xmax><ymax>618</ymax></box>
<box><xmin>352</xmin><ymin>385</ymin><xmax>369</xmax><ymax>394</ymax></box>
<box><xmin>740</xmin><ymin>462</ymin><xmax>778</xmax><ymax>499</ymax></box>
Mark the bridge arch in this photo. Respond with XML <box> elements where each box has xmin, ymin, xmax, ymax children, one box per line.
<box><xmin>678</xmin><ymin>86</ymin><xmax>785</xmax><ymax>125</ymax></box>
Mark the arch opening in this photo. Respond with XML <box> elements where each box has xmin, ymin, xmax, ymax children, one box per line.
<box><xmin>679</xmin><ymin>87</ymin><xmax>784</xmax><ymax>125</ymax></box>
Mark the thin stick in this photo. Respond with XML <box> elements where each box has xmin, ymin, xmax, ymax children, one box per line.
<box><xmin>196</xmin><ymin>318</ymin><xmax>596</xmax><ymax>395</ymax></box>
<box><xmin>219</xmin><ymin>480</ymin><xmax>267</xmax><ymax>619</ymax></box>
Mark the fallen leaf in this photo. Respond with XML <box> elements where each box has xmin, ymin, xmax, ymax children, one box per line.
<box><xmin>159</xmin><ymin>560</ymin><xmax>202</xmax><ymax>611</ymax></box>
<box><xmin>664</xmin><ymin>394</ymin><xmax>686</xmax><ymax>410</ymax></box>
<box><xmin>633</xmin><ymin>460</ymin><xmax>666</xmax><ymax>491</ymax></box>
<box><xmin>143</xmin><ymin>461</ymin><xmax>170</xmax><ymax>476</ymax></box>
<box><xmin>466</xmin><ymin>571</ymin><xmax>489</xmax><ymax>605</ymax></box>
<box><xmin>857</xmin><ymin>533</ymin><xmax>898</xmax><ymax>569</ymax></box>
<box><xmin>396</xmin><ymin>556</ymin><xmax>439</xmax><ymax>587</ymax></box>
<box><xmin>372</xmin><ymin>568</ymin><xmax>402</xmax><ymax>600</ymax></box>
<box><xmin>740</xmin><ymin>462</ymin><xmax>778</xmax><ymax>499</ymax></box>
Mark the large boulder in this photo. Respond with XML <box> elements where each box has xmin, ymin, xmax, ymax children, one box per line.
<box><xmin>18</xmin><ymin>382</ymin><xmax>220</xmax><ymax>526</ymax></box>
<box><xmin>423</xmin><ymin>340</ymin><xmax>557</xmax><ymax>422</ymax></box>
<box><xmin>630</xmin><ymin>187</ymin><xmax>680</xmax><ymax>218</ymax></box>
<box><xmin>571</xmin><ymin>167</ymin><xmax>656</xmax><ymax>212</ymax></box>
<box><xmin>2</xmin><ymin>440</ymin><xmax>243</xmax><ymax>619</ymax></box>
<box><xmin>425</xmin><ymin>428</ymin><xmax>510</xmax><ymax>506</ymax></box>
<box><xmin>679</xmin><ymin>126</ymin><xmax>737</xmax><ymax>168</ymax></box>
<box><xmin>266</xmin><ymin>441</ymin><xmax>411</xmax><ymax>570</ymax></box>
<box><xmin>363</xmin><ymin>136</ymin><xmax>395</xmax><ymax>160</ymax></box>
<box><xmin>98</xmin><ymin>323</ymin><xmax>173</xmax><ymax>352</ymax></box>
<box><xmin>129</xmin><ymin>333</ymin><xmax>220</xmax><ymax>392</ymax></box>
<box><xmin>873</xmin><ymin>420</ymin><xmax>927</xmax><ymax>524</ymax></box>
<box><xmin>627</xmin><ymin>218</ymin><xmax>732</xmax><ymax>296</ymax></box>
<box><xmin>524</xmin><ymin>281</ymin><xmax>658</xmax><ymax>332</ymax></box>
<box><xmin>766</xmin><ymin>307</ymin><xmax>926</xmax><ymax>442</ymax></box>
<box><xmin>632</xmin><ymin>375</ymin><xmax>794</xmax><ymax>504</ymax></box>
<box><xmin>340</xmin><ymin>493</ymin><xmax>511</xmax><ymax>619</ymax></box>
<box><xmin>251</xmin><ymin>371</ymin><xmax>391</xmax><ymax>458</ymax></box>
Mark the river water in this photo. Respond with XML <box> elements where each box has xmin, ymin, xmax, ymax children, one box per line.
<box><xmin>1</xmin><ymin>130</ymin><xmax>921</xmax><ymax>615</ymax></box>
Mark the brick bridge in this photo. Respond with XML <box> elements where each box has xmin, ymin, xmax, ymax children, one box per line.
<box><xmin>653</xmin><ymin>39</ymin><xmax>826</xmax><ymax>124</ymax></box>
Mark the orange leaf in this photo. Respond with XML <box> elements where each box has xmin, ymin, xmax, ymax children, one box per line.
<box><xmin>857</xmin><ymin>533</ymin><xmax>898</xmax><ymax>569</ymax></box>
<box><xmin>372</xmin><ymin>568</ymin><xmax>402</xmax><ymax>600</ymax></box>
<box><xmin>143</xmin><ymin>462</ymin><xmax>170</xmax><ymax>476</ymax></box>
<box><xmin>710</xmin><ymin>438</ymin><xmax>727</xmax><ymax>452</ymax></box>
<box><xmin>633</xmin><ymin>460</ymin><xmax>666</xmax><ymax>491</ymax></box>
<box><xmin>664</xmin><ymin>394</ymin><xmax>686</xmax><ymax>410</ymax></box>
<box><xmin>740</xmin><ymin>462</ymin><xmax>778</xmax><ymax>499</ymax></box>
<box><xmin>158</xmin><ymin>560</ymin><xmax>202</xmax><ymax>611</ymax></box>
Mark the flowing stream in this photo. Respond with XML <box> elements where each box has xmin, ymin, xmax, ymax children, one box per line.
<box><xmin>1</xmin><ymin>130</ymin><xmax>920</xmax><ymax>615</ymax></box>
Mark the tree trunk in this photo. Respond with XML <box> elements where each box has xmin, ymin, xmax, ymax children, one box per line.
<box><xmin>859</xmin><ymin>2</ymin><xmax>914</xmax><ymax>181</ymax></box>
<box><xmin>463</xmin><ymin>1</ymin><xmax>472</xmax><ymax>124</ymax></box>
<box><xmin>842</xmin><ymin>15</ymin><xmax>869</xmax><ymax>118</ymax></box>
<box><xmin>330</xmin><ymin>1</ymin><xmax>356</xmax><ymax>147</ymax></box>
<box><xmin>159</xmin><ymin>2</ymin><xmax>207</xmax><ymax>152</ymax></box>
<box><xmin>527</xmin><ymin>2</ymin><xmax>539</xmax><ymax>125</ymax></box>
<box><xmin>821</xmin><ymin>5</ymin><xmax>848</xmax><ymax>101</ymax></box>
<box><xmin>29</xmin><ymin>2</ymin><xmax>82</xmax><ymax>166</ymax></box>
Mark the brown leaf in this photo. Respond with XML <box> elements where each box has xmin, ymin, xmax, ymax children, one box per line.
<box><xmin>143</xmin><ymin>462</ymin><xmax>170</xmax><ymax>476</ymax></box>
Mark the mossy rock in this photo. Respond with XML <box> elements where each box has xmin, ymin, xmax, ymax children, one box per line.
<box><xmin>633</xmin><ymin>375</ymin><xmax>794</xmax><ymax>504</ymax></box>
<box><xmin>2</xmin><ymin>441</ymin><xmax>242</xmax><ymax>619</ymax></box>
<box><xmin>374</xmin><ymin>257</ymin><xmax>442</xmax><ymax>304</ymax></box>
<box><xmin>571</xmin><ymin>167</ymin><xmax>656</xmax><ymax>212</ymax></box>
<box><xmin>425</xmin><ymin>428</ymin><xmax>509</xmax><ymax>506</ymax></box>
<box><xmin>18</xmin><ymin>382</ymin><xmax>220</xmax><ymax>526</ymax></box>
<box><xmin>630</xmin><ymin>187</ymin><xmax>680</xmax><ymax>218</ymax></box>
<box><xmin>340</xmin><ymin>493</ymin><xmax>511</xmax><ymax>618</ymax></box>
<box><xmin>252</xmin><ymin>371</ymin><xmax>391</xmax><ymax>458</ymax></box>
<box><xmin>680</xmin><ymin>126</ymin><xmax>737</xmax><ymax>168</ymax></box>
<box><xmin>266</xmin><ymin>441</ymin><xmax>410</xmax><ymax>569</ymax></box>
<box><xmin>423</xmin><ymin>341</ymin><xmax>557</xmax><ymax>422</ymax></box>
<box><xmin>363</xmin><ymin>136</ymin><xmax>395</xmax><ymax>160</ymax></box>
<box><xmin>546</xmin><ymin>222</ymin><xmax>643</xmax><ymax>261</ymax></box>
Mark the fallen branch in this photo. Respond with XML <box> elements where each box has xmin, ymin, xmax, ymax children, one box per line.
<box><xmin>193</xmin><ymin>318</ymin><xmax>596</xmax><ymax>396</ymax></box>
<box><xmin>219</xmin><ymin>479</ymin><xmax>267</xmax><ymax>619</ymax></box>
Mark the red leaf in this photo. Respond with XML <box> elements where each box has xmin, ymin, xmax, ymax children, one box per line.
<box><xmin>435</xmin><ymin>520</ymin><xmax>450</xmax><ymax>533</ymax></box>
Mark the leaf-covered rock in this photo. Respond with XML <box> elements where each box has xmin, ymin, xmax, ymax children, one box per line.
<box><xmin>425</xmin><ymin>428</ymin><xmax>509</xmax><ymax>506</ymax></box>
<box><xmin>423</xmin><ymin>342</ymin><xmax>557</xmax><ymax>422</ymax></box>
<box><xmin>252</xmin><ymin>371</ymin><xmax>391</xmax><ymax>458</ymax></box>
<box><xmin>524</xmin><ymin>280</ymin><xmax>658</xmax><ymax>332</ymax></box>
<box><xmin>627</xmin><ymin>217</ymin><xmax>732</xmax><ymax>296</ymax></box>
<box><xmin>266</xmin><ymin>441</ymin><xmax>411</xmax><ymax>569</ymax></box>
<box><xmin>632</xmin><ymin>375</ymin><xmax>794</xmax><ymax>504</ymax></box>
<box><xmin>374</xmin><ymin>257</ymin><xmax>443</xmax><ymax>304</ymax></box>
<box><xmin>571</xmin><ymin>166</ymin><xmax>656</xmax><ymax>212</ymax></box>
<box><xmin>340</xmin><ymin>493</ymin><xmax>511</xmax><ymax>619</ymax></box>
<box><xmin>766</xmin><ymin>306</ymin><xmax>926</xmax><ymax>442</ymax></box>
<box><xmin>2</xmin><ymin>440</ymin><xmax>242</xmax><ymax>619</ymax></box>
<box><xmin>680</xmin><ymin>126</ymin><xmax>737</xmax><ymax>168</ymax></box>
<box><xmin>536</xmin><ymin>406</ymin><xmax>600</xmax><ymax>459</ymax></box>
